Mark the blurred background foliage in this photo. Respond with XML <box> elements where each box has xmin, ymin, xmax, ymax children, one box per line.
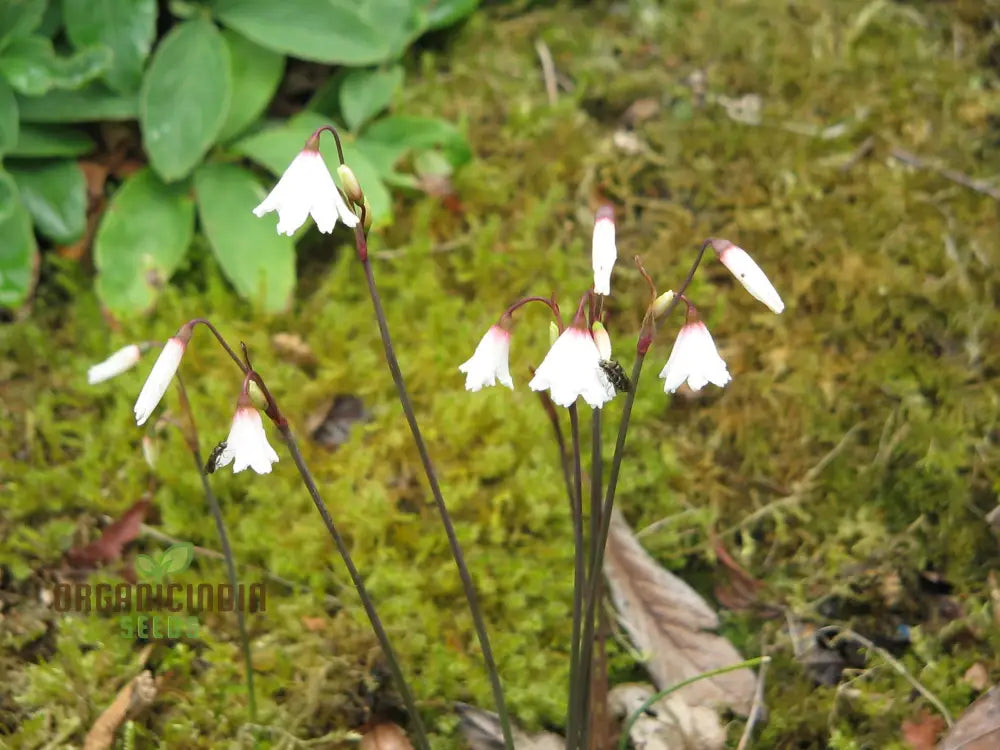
<box><xmin>0</xmin><ymin>0</ymin><xmax>474</xmax><ymax>315</ymax></box>
<box><xmin>4</xmin><ymin>0</ymin><xmax>1000</xmax><ymax>748</ymax></box>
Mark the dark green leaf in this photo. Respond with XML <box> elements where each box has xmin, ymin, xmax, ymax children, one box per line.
<box><xmin>16</xmin><ymin>83</ymin><xmax>137</xmax><ymax>122</ymax></box>
<box><xmin>159</xmin><ymin>542</ymin><xmax>194</xmax><ymax>575</ymax></box>
<box><xmin>8</xmin><ymin>159</ymin><xmax>86</xmax><ymax>243</ymax></box>
<box><xmin>339</xmin><ymin>65</ymin><xmax>403</xmax><ymax>131</ymax></box>
<box><xmin>419</xmin><ymin>0</ymin><xmax>479</xmax><ymax>30</ymax></box>
<box><xmin>212</xmin><ymin>0</ymin><xmax>390</xmax><ymax>65</ymax></box>
<box><xmin>361</xmin><ymin>115</ymin><xmax>472</xmax><ymax>167</ymax></box>
<box><xmin>355</xmin><ymin>0</ymin><xmax>425</xmax><ymax>60</ymax></box>
<box><xmin>94</xmin><ymin>168</ymin><xmax>194</xmax><ymax>314</ymax></box>
<box><xmin>10</xmin><ymin>123</ymin><xmax>94</xmax><ymax>157</ymax></box>
<box><xmin>36</xmin><ymin>1</ymin><xmax>61</xmax><ymax>38</ymax></box>
<box><xmin>218</xmin><ymin>29</ymin><xmax>283</xmax><ymax>142</ymax></box>
<box><xmin>0</xmin><ymin>0</ymin><xmax>46</xmax><ymax>52</ymax></box>
<box><xmin>0</xmin><ymin>76</ymin><xmax>17</xmax><ymax>154</ymax></box>
<box><xmin>194</xmin><ymin>162</ymin><xmax>295</xmax><ymax>311</ymax></box>
<box><xmin>0</xmin><ymin>36</ymin><xmax>111</xmax><ymax>96</ymax></box>
<box><xmin>140</xmin><ymin>19</ymin><xmax>230</xmax><ymax>181</ymax></box>
<box><xmin>63</xmin><ymin>0</ymin><xmax>157</xmax><ymax>93</ymax></box>
<box><xmin>0</xmin><ymin>174</ymin><xmax>39</xmax><ymax>309</ymax></box>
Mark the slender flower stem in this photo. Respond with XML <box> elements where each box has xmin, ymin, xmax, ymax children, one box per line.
<box><xmin>279</xmin><ymin>424</ymin><xmax>431</xmax><ymax>750</ymax></box>
<box><xmin>578</xmin><ymin>406</ymin><xmax>602</xmax><ymax>750</ymax></box>
<box><xmin>193</xmin><ymin>450</ymin><xmax>258</xmax><ymax>722</ymax></box>
<box><xmin>172</xmin><ymin>376</ymin><xmax>257</xmax><ymax>723</ymax></box>
<box><xmin>566</xmin><ymin>404</ymin><xmax>585</xmax><ymax>750</ymax></box>
<box><xmin>357</xmin><ymin>235</ymin><xmax>514</xmax><ymax>750</ymax></box>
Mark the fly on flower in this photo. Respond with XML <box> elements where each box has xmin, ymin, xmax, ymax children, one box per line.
<box><xmin>217</xmin><ymin>401</ymin><xmax>279</xmax><ymax>475</ymax></box>
<box><xmin>529</xmin><ymin>325</ymin><xmax>615</xmax><ymax>409</ymax></box>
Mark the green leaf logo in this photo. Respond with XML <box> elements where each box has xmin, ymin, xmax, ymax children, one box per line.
<box><xmin>136</xmin><ymin>542</ymin><xmax>194</xmax><ymax>582</ymax></box>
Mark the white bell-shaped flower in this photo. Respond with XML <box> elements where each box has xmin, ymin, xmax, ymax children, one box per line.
<box><xmin>253</xmin><ymin>149</ymin><xmax>359</xmax><ymax>236</ymax></box>
<box><xmin>592</xmin><ymin>206</ymin><xmax>617</xmax><ymax>296</ymax></box>
<box><xmin>134</xmin><ymin>335</ymin><xmax>189</xmax><ymax>426</ymax></box>
<box><xmin>459</xmin><ymin>325</ymin><xmax>514</xmax><ymax>391</ymax></box>
<box><xmin>659</xmin><ymin>320</ymin><xmax>731</xmax><ymax>393</ymax></box>
<box><xmin>713</xmin><ymin>239</ymin><xmax>784</xmax><ymax>313</ymax></box>
<box><xmin>529</xmin><ymin>326</ymin><xmax>615</xmax><ymax>408</ymax></box>
<box><xmin>88</xmin><ymin>344</ymin><xmax>142</xmax><ymax>385</ymax></box>
<box><xmin>217</xmin><ymin>406</ymin><xmax>280</xmax><ymax>475</ymax></box>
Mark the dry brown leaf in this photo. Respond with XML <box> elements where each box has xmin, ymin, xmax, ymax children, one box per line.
<box><xmin>455</xmin><ymin>703</ymin><xmax>562</xmax><ymax>750</ymax></box>
<box><xmin>83</xmin><ymin>670</ymin><xmax>156</xmax><ymax>750</ymax></box>
<box><xmin>360</xmin><ymin>722</ymin><xmax>415</xmax><ymax>750</ymax></box>
<box><xmin>66</xmin><ymin>499</ymin><xmax>151</xmax><ymax>568</ymax></box>
<box><xmin>609</xmin><ymin>683</ymin><xmax>725</xmax><ymax>750</ymax></box>
<box><xmin>903</xmin><ymin>710</ymin><xmax>946</xmax><ymax>750</ymax></box>
<box><xmin>938</xmin><ymin>686</ymin><xmax>1000</xmax><ymax>750</ymax></box>
<box><xmin>964</xmin><ymin>664</ymin><xmax>990</xmax><ymax>692</ymax></box>
<box><xmin>603</xmin><ymin>510</ymin><xmax>756</xmax><ymax>714</ymax></box>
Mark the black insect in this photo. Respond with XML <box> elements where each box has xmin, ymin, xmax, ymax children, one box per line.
<box><xmin>599</xmin><ymin>359</ymin><xmax>632</xmax><ymax>393</ymax></box>
<box><xmin>204</xmin><ymin>441</ymin><xmax>228</xmax><ymax>474</ymax></box>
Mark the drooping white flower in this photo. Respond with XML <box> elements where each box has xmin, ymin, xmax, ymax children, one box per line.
<box><xmin>659</xmin><ymin>320</ymin><xmax>731</xmax><ymax>393</ymax></box>
<box><xmin>459</xmin><ymin>325</ymin><xmax>513</xmax><ymax>391</ymax></box>
<box><xmin>529</xmin><ymin>326</ymin><xmax>615</xmax><ymax>408</ymax></box>
<box><xmin>134</xmin><ymin>335</ymin><xmax>189</xmax><ymax>426</ymax></box>
<box><xmin>592</xmin><ymin>206</ymin><xmax>617</xmax><ymax>296</ymax></box>
<box><xmin>712</xmin><ymin>239</ymin><xmax>784</xmax><ymax>314</ymax></box>
<box><xmin>88</xmin><ymin>344</ymin><xmax>142</xmax><ymax>385</ymax></box>
<box><xmin>252</xmin><ymin>149</ymin><xmax>359</xmax><ymax>236</ymax></box>
<box><xmin>217</xmin><ymin>406</ymin><xmax>280</xmax><ymax>475</ymax></box>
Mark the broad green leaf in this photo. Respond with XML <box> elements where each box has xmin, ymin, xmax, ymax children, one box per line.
<box><xmin>361</xmin><ymin>115</ymin><xmax>472</xmax><ymax>167</ymax></box>
<box><xmin>8</xmin><ymin>159</ymin><xmax>86</xmax><ymax>244</ymax></box>
<box><xmin>419</xmin><ymin>0</ymin><xmax>479</xmax><ymax>30</ymax></box>
<box><xmin>0</xmin><ymin>0</ymin><xmax>46</xmax><ymax>52</ymax></box>
<box><xmin>0</xmin><ymin>175</ymin><xmax>38</xmax><ymax>309</ymax></box>
<box><xmin>135</xmin><ymin>554</ymin><xmax>160</xmax><ymax>581</ymax></box>
<box><xmin>36</xmin><ymin>1</ymin><xmax>61</xmax><ymax>38</ymax></box>
<box><xmin>140</xmin><ymin>19</ymin><xmax>230</xmax><ymax>181</ymax></box>
<box><xmin>218</xmin><ymin>29</ymin><xmax>283</xmax><ymax>142</ymax></box>
<box><xmin>63</xmin><ymin>0</ymin><xmax>157</xmax><ymax>93</ymax></box>
<box><xmin>159</xmin><ymin>542</ymin><xmax>194</xmax><ymax>575</ymax></box>
<box><xmin>355</xmin><ymin>0</ymin><xmax>425</xmax><ymax>61</ymax></box>
<box><xmin>94</xmin><ymin>168</ymin><xmax>194</xmax><ymax>315</ymax></box>
<box><xmin>10</xmin><ymin>123</ymin><xmax>94</xmax><ymax>157</ymax></box>
<box><xmin>233</xmin><ymin>111</ymin><xmax>393</xmax><ymax>222</ymax></box>
<box><xmin>0</xmin><ymin>77</ymin><xmax>17</xmax><ymax>154</ymax></box>
<box><xmin>339</xmin><ymin>65</ymin><xmax>403</xmax><ymax>131</ymax></box>
<box><xmin>195</xmin><ymin>162</ymin><xmax>294</xmax><ymax>311</ymax></box>
<box><xmin>16</xmin><ymin>83</ymin><xmax>137</xmax><ymax>122</ymax></box>
<box><xmin>212</xmin><ymin>0</ymin><xmax>390</xmax><ymax>65</ymax></box>
<box><xmin>0</xmin><ymin>36</ymin><xmax>111</xmax><ymax>96</ymax></box>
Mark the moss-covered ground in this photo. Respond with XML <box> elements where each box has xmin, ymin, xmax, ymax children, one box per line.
<box><xmin>4</xmin><ymin>1</ymin><xmax>1000</xmax><ymax>747</ymax></box>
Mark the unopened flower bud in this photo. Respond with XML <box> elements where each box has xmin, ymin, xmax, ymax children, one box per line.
<box><xmin>591</xmin><ymin>321</ymin><xmax>612</xmax><ymax>360</ymax></box>
<box><xmin>246</xmin><ymin>380</ymin><xmax>268</xmax><ymax>411</ymax></box>
<box><xmin>549</xmin><ymin>321</ymin><xmax>560</xmax><ymax>346</ymax></box>
<box><xmin>652</xmin><ymin>290</ymin><xmax>675</xmax><ymax>318</ymax></box>
<box><xmin>362</xmin><ymin>197</ymin><xmax>373</xmax><ymax>232</ymax></box>
<box><xmin>337</xmin><ymin>164</ymin><xmax>364</xmax><ymax>205</ymax></box>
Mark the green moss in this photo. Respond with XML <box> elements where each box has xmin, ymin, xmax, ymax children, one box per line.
<box><xmin>4</xmin><ymin>0</ymin><xmax>1000</xmax><ymax>747</ymax></box>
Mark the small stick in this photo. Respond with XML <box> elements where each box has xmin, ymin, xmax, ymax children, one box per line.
<box><xmin>535</xmin><ymin>39</ymin><xmax>558</xmax><ymax>105</ymax></box>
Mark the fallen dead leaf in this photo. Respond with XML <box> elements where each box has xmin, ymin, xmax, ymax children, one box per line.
<box><xmin>455</xmin><ymin>703</ymin><xmax>562</xmax><ymax>750</ymax></box>
<box><xmin>271</xmin><ymin>332</ymin><xmax>317</xmax><ymax>368</ymax></box>
<box><xmin>66</xmin><ymin>500</ymin><xmax>151</xmax><ymax>568</ymax></box>
<box><xmin>964</xmin><ymin>663</ymin><xmax>990</xmax><ymax>692</ymax></box>
<box><xmin>609</xmin><ymin>683</ymin><xmax>725</xmax><ymax>750</ymax></box>
<box><xmin>938</xmin><ymin>686</ymin><xmax>1000</xmax><ymax>750</ymax></box>
<box><xmin>603</xmin><ymin>510</ymin><xmax>756</xmax><ymax>714</ymax></box>
<box><xmin>83</xmin><ymin>670</ymin><xmax>156</xmax><ymax>750</ymax></box>
<box><xmin>307</xmin><ymin>395</ymin><xmax>369</xmax><ymax>450</ymax></box>
<box><xmin>360</xmin><ymin>722</ymin><xmax>415</xmax><ymax>750</ymax></box>
<box><xmin>902</xmin><ymin>710</ymin><xmax>946</xmax><ymax>750</ymax></box>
